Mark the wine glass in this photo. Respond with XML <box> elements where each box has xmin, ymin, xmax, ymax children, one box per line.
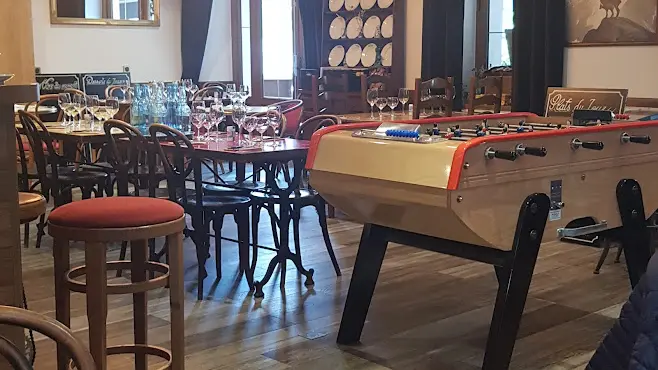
<box><xmin>72</xmin><ymin>94</ymin><xmax>86</xmax><ymax>128</ymax></box>
<box><xmin>255</xmin><ymin>117</ymin><xmax>269</xmax><ymax>145</ymax></box>
<box><xmin>120</xmin><ymin>83</ymin><xmax>130</xmax><ymax>103</ymax></box>
<box><xmin>420</xmin><ymin>89</ymin><xmax>431</xmax><ymax>115</ymax></box>
<box><xmin>226</xmin><ymin>83</ymin><xmax>237</xmax><ymax>100</ymax></box>
<box><xmin>189</xmin><ymin>84</ymin><xmax>199</xmax><ymax>101</ymax></box>
<box><xmin>239</xmin><ymin>85</ymin><xmax>250</xmax><ymax>102</ymax></box>
<box><xmin>242</xmin><ymin>116</ymin><xmax>258</xmax><ymax>145</ymax></box>
<box><xmin>398</xmin><ymin>88</ymin><xmax>410</xmax><ymax>116</ymax></box>
<box><xmin>366</xmin><ymin>89</ymin><xmax>379</xmax><ymax>119</ymax></box>
<box><xmin>182</xmin><ymin>79</ymin><xmax>193</xmax><ymax>96</ymax></box>
<box><xmin>106</xmin><ymin>97</ymin><xmax>119</xmax><ymax>120</ymax></box>
<box><xmin>57</xmin><ymin>93</ymin><xmax>71</xmax><ymax>127</ymax></box>
<box><xmin>376</xmin><ymin>97</ymin><xmax>388</xmax><ymax>119</ymax></box>
<box><xmin>208</xmin><ymin>103</ymin><xmax>225</xmax><ymax>142</ymax></box>
<box><xmin>191</xmin><ymin>101</ymin><xmax>207</xmax><ymax>141</ymax></box>
<box><xmin>88</xmin><ymin>95</ymin><xmax>100</xmax><ymax>131</ymax></box>
<box><xmin>232</xmin><ymin>103</ymin><xmax>247</xmax><ymax>144</ymax></box>
<box><xmin>266</xmin><ymin>105</ymin><xmax>282</xmax><ymax>145</ymax></box>
<box><xmin>387</xmin><ymin>97</ymin><xmax>399</xmax><ymax>118</ymax></box>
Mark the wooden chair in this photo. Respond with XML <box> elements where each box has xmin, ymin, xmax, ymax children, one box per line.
<box><xmin>297</xmin><ymin>71</ymin><xmax>324</xmax><ymax>120</ymax></box>
<box><xmin>48</xmin><ymin>197</ymin><xmax>186</xmax><ymax>370</ymax></box>
<box><xmin>0</xmin><ymin>306</ymin><xmax>95</xmax><ymax>370</ymax></box>
<box><xmin>191</xmin><ymin>85</ymin><xmax>225</xmax><ymax>102</ymax></box>
<box><xmin>104</xmin><ymin>85</ymin><xmax>123</xmax><ymax>99</ymax></box>
<box><xmin>250</xmin><ymin>115</ymin><xmax>342</xmax><ymax>278</ymax></box>
<box><xmin>360</xmin><ymin>74</ymin><xmax>393</xmax><ymax>112</ymax></box>
<box><xmin>467</xmin><ymin>75</ymin><xmax>503</xmax><ymax>115</ymax></box>
<box><xmin>413</xmin><ymin>77</ymin><xmax>454</xmax><ymax>119</ymax></box>
<box><xmin>149</xmin><ymin>123</ymin><xmax>254</xmax><ymax>299</ymax></box>
<box><xmin>64</xmin><ymin>88</ymin><xmax>86</xmax><ymax>97</ymax></box>
<box><xmin>201</xmin><ymin>81</ymin><xmax>228</xmax><ymax>90</ymax></box>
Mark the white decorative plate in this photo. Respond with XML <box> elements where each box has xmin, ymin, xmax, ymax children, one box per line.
<box><xmin>329</xmin><ymin>16</ymin><xmax>346</xmax><ymax>39</ymax></box>
<box><xmin>329</xmin><ymin>0</ymin><xmax>344</xmax><ymax>12</ymax></box>
<box><xmin>346</xmin><ymin>17</ymin><xmax>363</xmax><ymax>39</ymax></box>
<box><xmin>361</xmin><ymin>0</ymin><xmax>377</xmax><ymax>10</ymax></box>
<box><xmin>361</xmin><ymin>43</ymin><xmax>377</xmax><ymax>67</ymax></box>
<box><xmin>329</xmin><ymin>45</ymin><xmax>345</xmax><ymax>67</ymax></box>
<box><xmin>363</xmin><ymin>16</ymin><xmax>381</xmax><ymax>38</ymax></box>
<box><xmin>381</xmin><ymin>15</ymin><xmax>393</xmax><ymax>38</ymax></box>
<box><xmin>381</xmin><ymin>43</ymin><xmax>393</xmax><ymax>66</ymax></box>
<box><xmin>346</xmin><ymin>44</ymin><xmax>363</xmax><ymax>67</ymax></box>
<box><xmin>378</xmin><ymin>0</ymin><xmax>394</xmax><ymax>8</ymax></box>
<box><xmin>345</xmin><ymin>0</ymin><xmax>359</xmax><ymax>11</ymax></box>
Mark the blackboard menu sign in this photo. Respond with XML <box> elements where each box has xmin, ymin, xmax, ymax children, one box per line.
<box><xmin>81</xmin><ymin>73</ymin><xmax>131</xmax><ymax>97</ymax></box>
<box><xmin>35</xmin><ymin>74</ymin><xmax>81</xmax><ymax>95</ymax></box>
<box><xmin>545</xmin><ymin>87</ymin><xmax>628</xmax><ymax>117</ymax></box>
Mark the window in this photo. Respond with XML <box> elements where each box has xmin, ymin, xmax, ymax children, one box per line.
<box><xmin>112</xmin><ymin>0</ymin><xmax>140</xmax><ymax>21</ymax></box>
<box><xmin>487</xmin><ymin>0</ymin><xmax>513</xmax><ymax>67</ymax></box>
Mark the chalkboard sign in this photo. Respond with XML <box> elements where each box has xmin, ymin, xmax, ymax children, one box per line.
<box><xmin>545</xmin><ymin>87</ymin><xmax>628</xmax><ymax>117</ymax></box>
<box><xmin>81</xmin><ymin>73</ymin><xmax>131</xmax><ymax>97</ymax></box>
<box><xmin>35</xmin><ymin>74</ymin><xmax>81</xmax><ymax>95</ymax></box>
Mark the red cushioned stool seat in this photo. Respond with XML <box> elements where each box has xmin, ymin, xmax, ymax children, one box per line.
<box><xmin>48</xmin><ymin>197</ymin><xmax>184</xmax><ymax>229</ymax></box>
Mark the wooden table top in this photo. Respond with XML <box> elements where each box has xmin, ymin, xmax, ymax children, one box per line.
<box><xmin>163</xmin><ymin>137</ymin><xmax>309</xmax><ymax>163</ymax></box>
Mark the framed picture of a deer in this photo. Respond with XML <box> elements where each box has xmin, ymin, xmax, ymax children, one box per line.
<box><xmin>567</xmin><ymin>0</ymin><xmax>658</xmax><ymax>45</ymax></box>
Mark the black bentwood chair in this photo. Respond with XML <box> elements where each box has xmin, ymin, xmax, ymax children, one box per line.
<box><xmin>250</xmin><ymin>115</ymin><xmax>342</xmax><ymax>277</ymax></box>
<box><xmin>18</xmin><ymin>111</ymin><xmax>108</xmax><ymax>248</ymax></box>
<box><xmin>149</xmin><ymin>123</ymin><xmax>254</xmax><ymax>299</ymax></box>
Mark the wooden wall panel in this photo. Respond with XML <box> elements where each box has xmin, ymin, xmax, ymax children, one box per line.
<box><xmin>0</xmin><ymin>0</ymin><xmax>36</xmax><ymax>85</ymax></box>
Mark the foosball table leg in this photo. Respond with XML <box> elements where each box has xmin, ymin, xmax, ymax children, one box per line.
<box><xmin>482</xmin><ymin>194</ymin><xmax>550</xmax><ymax>370</ymax></box>
<box><xmin>336</xmin><ymin>224</ymin><xmax>389</xmax><ymax>345</ymax></box>
<box><xmin>616</xmin><ymin>179</ymin><xmax>653</xmax><ymax>288</ymax></box>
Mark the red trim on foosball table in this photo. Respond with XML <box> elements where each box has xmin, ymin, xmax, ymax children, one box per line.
<box><xmin>446</xmin><ymin>120</ymin><xmax>658</xmax><ymax>190</ymax></box>
<box><xmin>306</xmin><ymin>113</ymin><xmax>538</xmax><ymax>170</ymax></box>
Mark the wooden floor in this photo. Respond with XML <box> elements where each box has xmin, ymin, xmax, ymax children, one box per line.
<box><xmin>21</xmin><ymin>205</ymin><xmax>631</xmax><ymax>369</ymax></box>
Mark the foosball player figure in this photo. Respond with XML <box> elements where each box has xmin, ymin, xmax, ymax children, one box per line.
<box><xmin>432</xmin><ymin>124</ymin><xmax>441</xmax><ymax>136</ymax></box>
<box><xmin>502</xmin><ymin>123</ymin><xmax>509</xmax><ymax>133</ymax></box>
<box><xmin>453</xmin><ymin>125</ymin><xmax>462</xmax><ymax>137</ymax></box>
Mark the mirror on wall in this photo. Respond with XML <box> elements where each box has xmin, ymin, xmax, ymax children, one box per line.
<box><xmin>50</xmin><ymin>0</ymin><xmax>159</xmax><ymax>26</ymax></box>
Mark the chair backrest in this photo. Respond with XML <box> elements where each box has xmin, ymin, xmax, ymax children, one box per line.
<box><xmin>201</xmin><ymin>81</ymin><xmax>228</xmax><ymax>90</ymax></box>
<box><xmin>104</xmin><ymin>119</ymin><xmax>150</xmax><ymax>196</ymax></box>
<box><xmin>148</xmin><ymin>124</ymin><xmax>200</xmax><ymax>205</ymax></box>
<box><xmin>25</xmin><ymin>94</ymin><xmax>64</xmax><ymax>122</ymax></box>
<box><xmin>275</xmin><ymin>99</ymin><xmax>304</xmax><ymax>137</ymax></box>
<box><xmin>0</xmin><ymin>306</ymin><xmax>95</xmax><ymax>370</ymax></box>
<box><xmin>105</xmin><ymin>85</ymin><xmax>123</xmax><ymax>99</ymax></box>
<box><xmin>17</xmin><ymin>111</ymin><xmax>62</xmax><ymax>192</ymax></box>
<box><xmin>297</xmin><ymin>71</ymin><xmax>322</xmax><ymax>119</ymax></box>
<box><xmin>64</xmin><ymin>88</ymin><xmax>86</xmax><ymax>97</ymax></box>
<box><xmin>192</xmin><ymin>86</ymin><xmax>225</xmax><ymax>102</ymax></box>
<box><xmin>413</xmin><ymin>76</ymin><xmax>454</xmax><ymax>119</ymax></box>
<box><xmin>295</xmin><ymin>115</ymin><xmax>341</xmax><ymax>140</ymax></box>
<box><xmin>468</xmin><ymin>75</ymin><xmax>503</xmax><ymax>115</ymax></box>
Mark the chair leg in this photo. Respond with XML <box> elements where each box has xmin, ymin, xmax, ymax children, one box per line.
<box><xmin>615</xmin><ymin>245</ymin><xmax>624</xmax><ymax>263</ymax></box>
<box><xmin>594</xmin><ymin>239</ymin><xmax>611</xmax><ymax>274</ymax></box>
<box><xmin>191</xmin><ymin>212</ymin><xmax>208</xmax><ymax>300</ymax></box>
<box><xmin>53</xmin><ymin>238</ymin><xmax>71</xmax><ymax>370</ymax></box>
<box><xmin>166</xmin><ymin>232</ymin><xmax>185</xmax><ymax>370</ymax></box>
<box><xmin>235</xmin><ymin>207</ymin><xmax>254</xmax><ymax>289</ymax></box>
<box><xmin>85</xmin><ymin>243</ymin><xmax>108</xmax><ymax>370</ymax></box>
<box><xmin>213</xmin><ymin>160</ymin><xmax>220</xmax><ymax>181</ymax></box>
<box><xmin>35</xmin><ymin>214</ymin><xmax>46</xmax><ymax>249</ymax></box>
<box><xmin>116</xmin><ymin>241</ymin><xmax>129</xmax><ymax>277</ymax></box>
<box><xmin>213</xmin><ymin>213</ymin><xmax>225</xmax><ymax>280</ymax></box>
<box><xmin>251</xmin><ymin>204</ymin><xmax>261</xmax><ymax>274</ymax></box>
<box><xmin>265</xmin><ymin>205</ymin><xmax>281</xmax><ymax>250</ymax></box>
<box><xmin>23</xmin><ymin>223</ymin><xmax>29</xmax><ymax>248</ymax></box>
<box><xmin>327</xmin><ymin>204</ymin><xmax>336</xmax><ymax>219</ymax></box>
<box><xmin>131</xmin><ymin>239</ymin><xmax>148</xmax><ymax>370</ymax></box>
<box><xmin>292</xmin><ymin>205</ymin><xmax>302</xmax><ymax>258</ymax></box>
<box><xmin>316</xmin><ymin>198</ymin><xmax>341</xmax><ymax>276</ymax></box>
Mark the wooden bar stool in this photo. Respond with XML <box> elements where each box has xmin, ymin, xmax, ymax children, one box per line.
<box><xmin>48</xmin><ymin>197</ymin><xmax>186</xmax><ymax>370</ymax></box>
<box><xmin>18</xmin><ymin>192</ymin><xmax>46</xmax><ymax>225</ymax></box>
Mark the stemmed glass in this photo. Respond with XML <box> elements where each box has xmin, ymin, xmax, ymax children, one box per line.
<box><xmin>387</xmin><ymin>97</ymin><xmax>399</xmax><ymax>118</ymax></box>
<box><xmin>88</xmin><ymin>95</ymin><xmax>100</xmax><ymax>131</ymax></box>
<box><xmin>376</xmin><ymin>97</ymin><xmax>388</xmax><ymax>119</ymax></box>
<box><xmin>189</xmin><ymin>84</ymin><xmax>199</xmax><ymax>101</ymax></box>
<box><xmin>208</xmin><ymin>103</ymin><xmax>225</xmax><ymax>142</ymax></box>
<box><xmin>72</xmin><ymin>94</ymin><xmax>87</xmax><ymax>128</ymax></box>
<box><xmin>255</xmin><ymin>117</ymin><xmax>269</xmax><ymax>146</ymax></box>
<box><xmin>191</xmin><ymin>101</ymin><xmax>207</xmax><ymax>141</ymax></box>
<box><xmin>182</xmin><ymin>79</ymin><xmax>193</xmax><ymax>99</ymax></box>
<box><xmin>420</xmin><ymin>89</ymin><xmax>431</xmax><ymax>115</ymax></box>
<box><xmin>120</xmin><ymin>83</ymin><xmax>130</xmax><ymax>102</ymax></box>
<box><xmin>226</xmin><ymin>83</ymin><xmax>237</xmax><ymax>101</ymax></box>
<box><xmin>242</xmin><ymin>116</ymin><xmax>258</xmax><ymax>146</ymax></box>
<box><xmin>106</xmin><ymin>97</ymin><xmax>119</xmax><ymax>120</ymax></box>
<box><xmin>398</xmin><ymin>88</ymin><xmax>410</xmax><ymax>116</ymax></box>
<box><xmin>239</xmin><ymin>85</ymin><xmax>250</xmax><ymax>103</ymax></box>
<box><xmin>266</xmin><ymin>105</ymin><xmax>282</xmax><ymax>146</ymax></box>
<box><xmin>366</xmin><ymin>89</ymin><xmax>378</xmax><ymax>119</ymax></box>
<box><xmin>232</xmin><ymin>103</ymin><xmax>248</xmax><ymax>144</ymax></box>
<box><xmin>58</xmin><ymin>93</ymin><xmax>72</xmax><ymax>127</ymax></box>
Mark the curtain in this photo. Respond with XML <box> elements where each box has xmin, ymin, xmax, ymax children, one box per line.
<box><xmin>421</xmin><ymin>0</ymin><xmax>465</xmax><ymax>110</ymax></box>
<box><xmin>298</xmin><ymin>0</ymin><xmax>323</xmax><ymax>70</ymax></box>
<box><xmin>181</xmin><ymin>0</ymin><xmax>214</xmax><ymax>83</ymax></box>
<box><xmin>511</xmin><ymin>0</ymin><xmax>565</xmax><ymax>114</ymax></box>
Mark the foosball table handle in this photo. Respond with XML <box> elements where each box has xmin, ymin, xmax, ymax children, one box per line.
<box><xmin>571</xmin><ymin>138</ymin><xmax>604</xmax><ymax>151</ymax></box>
<box><xmin>515</xmin><ymin>144</ymin><xmax>547</xmax><ymax>157</ymax></box>
<box><xmin>484</xmin><ymin>147</ymin><xmax>517</xmax><ymax>161</ymax></box>
<box><xmin>621</xmin><ymin>133</ymin><xmax>651</xmax><ymax>144</ymax></box>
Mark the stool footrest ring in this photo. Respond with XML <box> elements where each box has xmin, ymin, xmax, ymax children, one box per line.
<box><xmin>68</xmin><ymin>344</ymin><xmax>173</xmax><ymax>370</ymax></box>
<box><xmin>66</xmin><ymin>261</ymin><xmax>170</xmax><ymax>294</ymax></box>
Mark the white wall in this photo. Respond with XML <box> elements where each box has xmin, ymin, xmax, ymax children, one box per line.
<box><xmin>32</xmin><ymin>0</ymin><xmax>182</xmax><ymax>82</ymax></box>
<box><xmin>199</xmin><ymin>0</ymin><xmax>233</xmax><ymax>82</ymax></box>
<box><xmin>564</xmin><ymin>47</ymin><xmax>658</xmax><ymax>98</ymax></box>
<box><xmin>405</xmin><ymin>0</ymin><xmax>423</xmax><ymax>88</ymax></box>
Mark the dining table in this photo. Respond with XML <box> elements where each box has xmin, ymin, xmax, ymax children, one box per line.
<box><xmin>161</xmin><ymin>137</ymin><xmax>313</xmax><ymax>298</ymax></box>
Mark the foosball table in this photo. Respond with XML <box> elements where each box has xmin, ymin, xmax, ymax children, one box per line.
<box><xmin>306</xmin><ymin>112</ymin><xmax>658</xmax><ymax>369</ymax></box>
